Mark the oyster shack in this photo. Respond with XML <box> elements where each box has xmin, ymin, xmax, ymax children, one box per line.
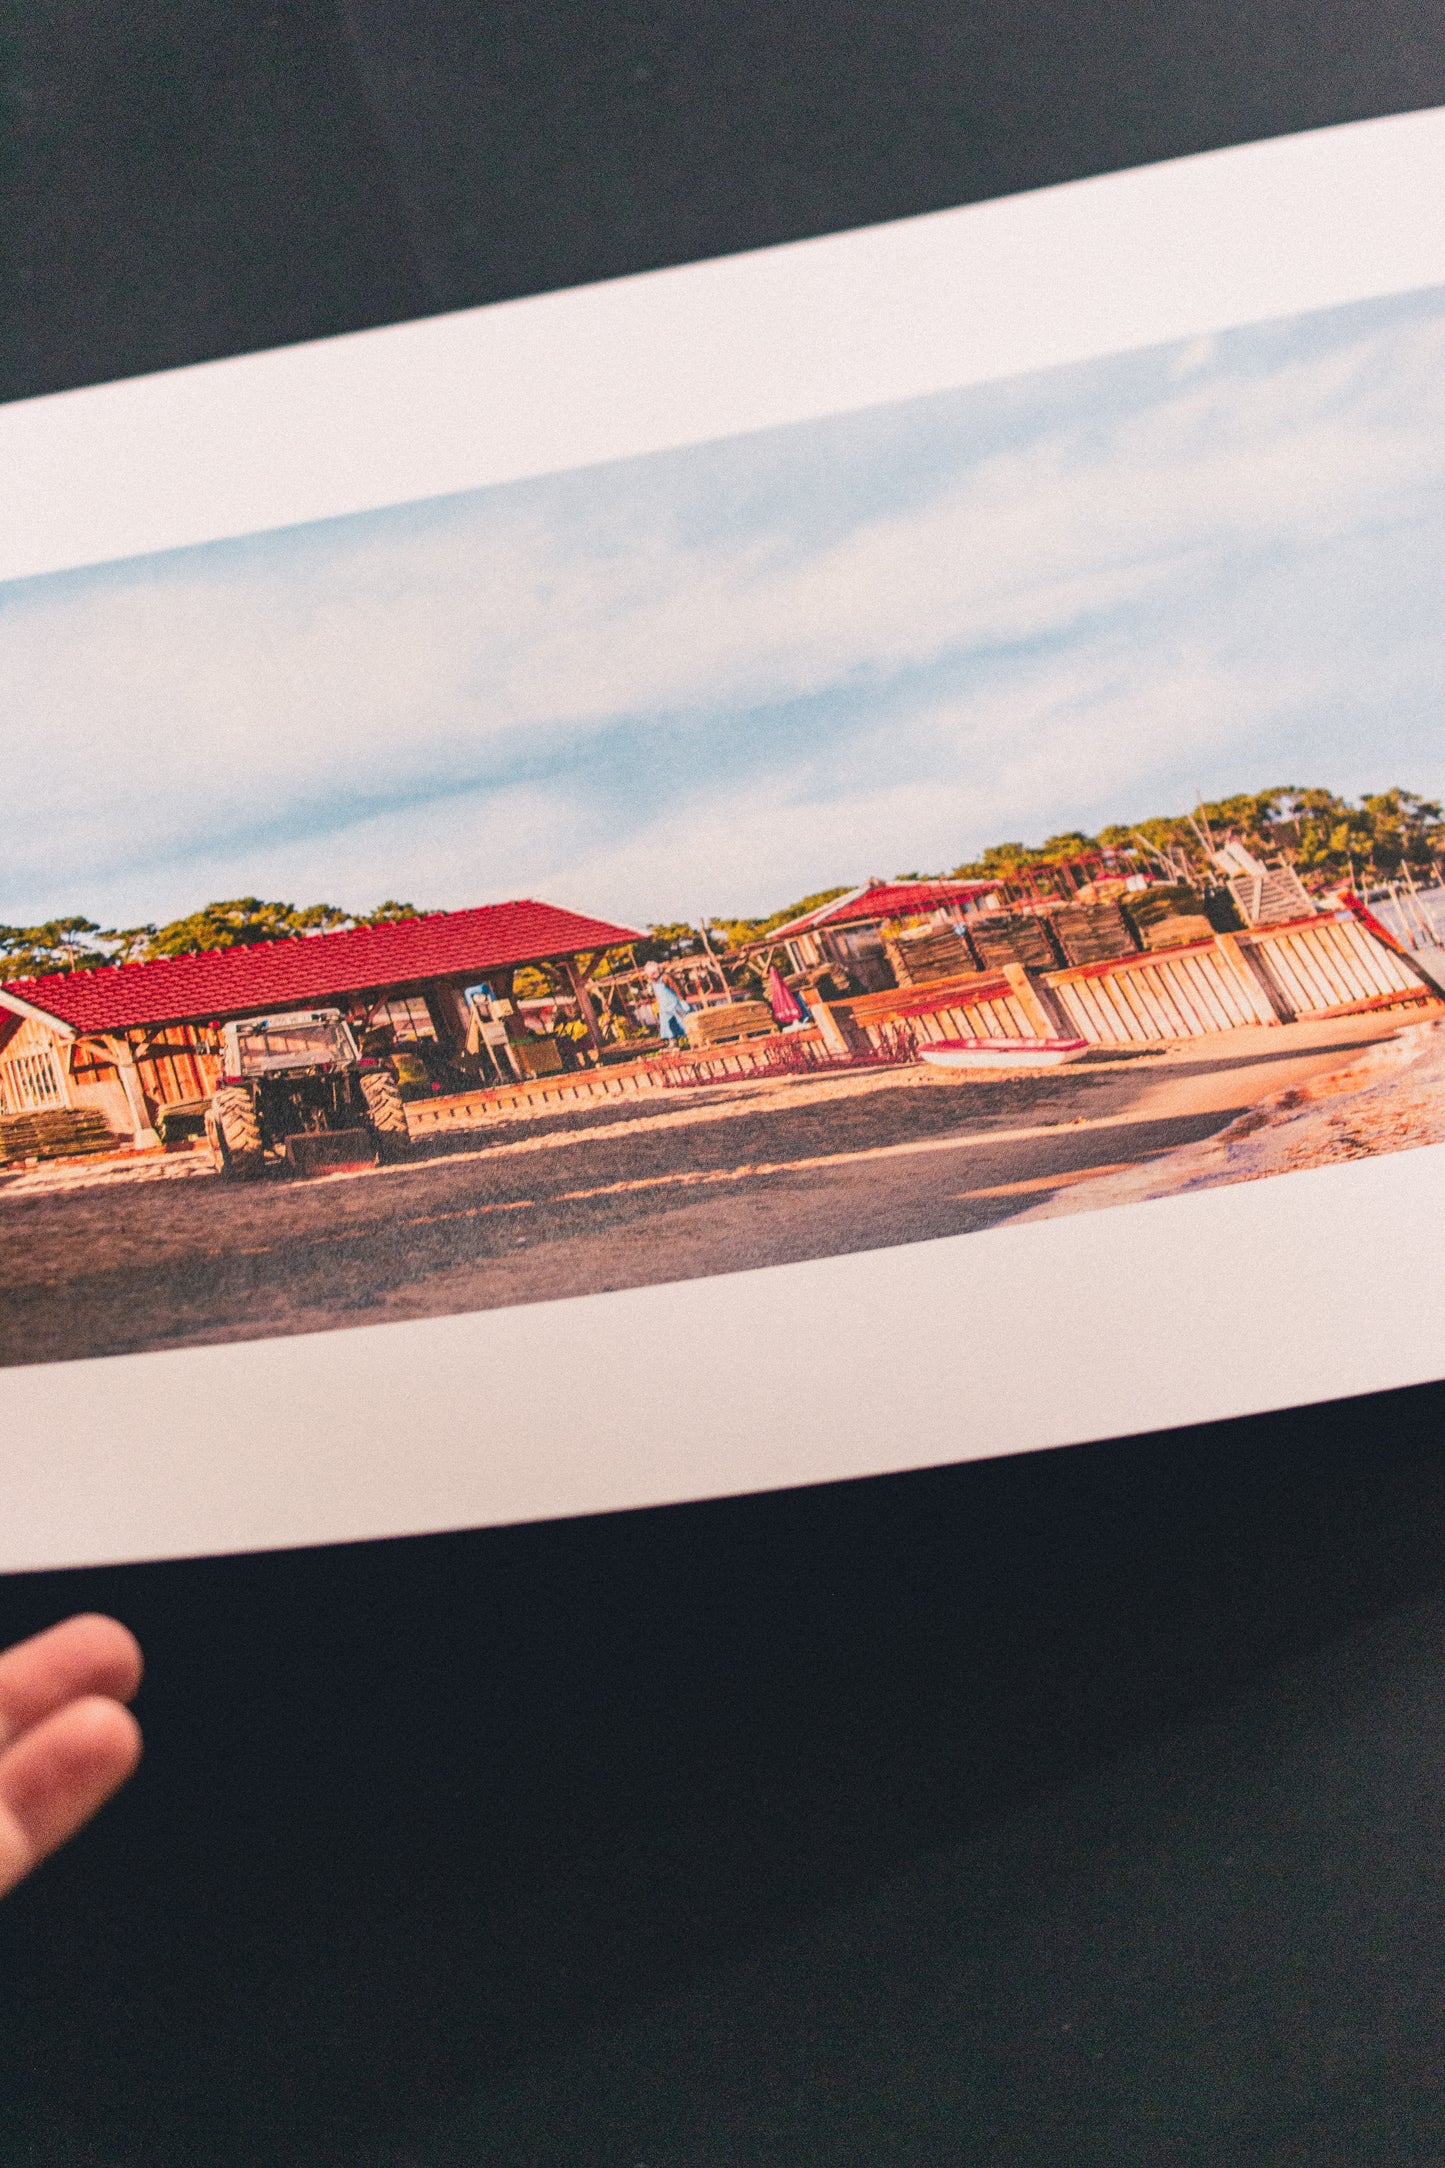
<box><xmin>0</xmin><ymin>899</ymin><xmax>639</xmax><ymax>1154</ymax></box>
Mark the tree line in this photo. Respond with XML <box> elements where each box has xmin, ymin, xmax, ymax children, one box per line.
<box><xmin>0</xmin><ymin>897</ymin><xmax>423</xmax><ymax>980</ymax></box>
<box><xmin>3</xmin><ymin>786</ymin><xmax>1441</xmax><ymax>980</ymax></box>
<box><xmin>949</xmin><ymin>787</ymin><xmax>1444</xmax><ymax>886</ymax></box>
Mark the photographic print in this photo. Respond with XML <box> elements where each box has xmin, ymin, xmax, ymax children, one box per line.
<box><xmin>4</xmin><ymin>280</ymin><xmax>1445</xmax><ymax>1373</ymax></box>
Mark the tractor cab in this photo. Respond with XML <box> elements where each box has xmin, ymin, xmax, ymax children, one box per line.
<box><xmin>206</xmin><ymin>1008</ymin><xmax>408</xmax><ymax>1177</ymax></box>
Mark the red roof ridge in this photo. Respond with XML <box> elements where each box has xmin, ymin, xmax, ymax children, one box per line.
<box><xmin>2</xmin><ymin>895</ymin><xmax>641</xmax><ymax>1036</ymax></box>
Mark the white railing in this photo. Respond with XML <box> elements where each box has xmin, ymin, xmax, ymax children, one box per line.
<box><xmin>1046</xmin><ymin>939</ymin><xmax>1277</xmax><ymax>1045</ymax></box>
<box><xmin>1371</xmin><ymin>885</ymin><xmax>1445</xmax><ymax>952</ymax></box>
<box><xmin>1248</xmin><ymin>914</ymin><xmax>1422</xmax><ymax>1017</ymax></box>
<box><xmin>0</xmin><ymin>1048</ymin><xmax>68</xmax><ymax>1115</ymax></box>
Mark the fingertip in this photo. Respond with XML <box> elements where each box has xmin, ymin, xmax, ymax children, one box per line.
<box><xmin>55</xmin><ymin>1615</ymin><xmax>145</xmax><ymax>1703</ymax></box>
<box><xmin>0</xmin><ymin>1696</ymin><xmax>144</xmax><ymax>1880</ymax></box>
<box><xmin>66</xmin><ymin>1695</ymin><xmax>144</xmax><ymax>1784</ymax></box>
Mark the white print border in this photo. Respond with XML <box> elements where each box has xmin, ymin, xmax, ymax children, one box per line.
<box><xmin>3</xmin><ymin>1143</ymin><xmax>1444</xmax><ymax>1572</ymax></box>
<box><xmin>1</xmin><ymin>106</ymin><xmax>1444</xmax><ymax>586</ymax></box>
<box><xmin>7</xmin><ymin>108</ymin><xmax>1445</xmax><ymax>1565</ymax></box>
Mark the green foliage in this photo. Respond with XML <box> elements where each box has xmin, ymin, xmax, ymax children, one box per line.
<box><xmin>1192</xmin><ymin>787</ymin><xmax>1445</xmax><ymax>885</ymax></box>
<box><xmin>950</xmin><ymin>841</ymin><xmax>1047</xmax><ymax>878</ymax></box>
<box><xmin>643</xmin><ymin>922</ymin><xmax>705</xmax><ymax>960</ymax></box>
<box><xmin>595</xmin><ymin>944</ymin><xmax>642</xmax><ymax>976</ymax></box>
<box><xmin>953</xmin><ymin>832</ymin><xmax>1104</xmax><ymax>877</ymax></box>
<box><xmin>955</xmin><ymin>789</ymin><xmax>1445</xmax><ymax>893</ymax></box>
<box><xmin>0</xmin><ymin>897</ymin><xmax>433</xmax><ymax>978</ymax></box>
<box><xmin>146</xmin><ymin>897</ymin><xmax>428</xmax><ymax>958</ymax></box>
<box><xmin>1037</xmin><ymin>830</ymin><xmax>1097</xmax><ymax>862</ymax></box>
<box><xmin>145</xmin><ymin>897</ymin><xmax>349</xmax><ymax>957</ymax></box>
<box><xmin>1098</xmin><ymin>816</ymin><xmax>1195</xmax><ymax>856</ymax></box>
<box><xmin>8</xmin><ymin>783</ymin><xmax>1444</xmax><ymax>996</ymax></box>
<box><xmin>0</xmin><ymin>917</ymin><xmax>115</xmax><ymax>978</ymax></box>
<box><xmin>359</xmin><ymin>900</ymin><xmax>421</xmax><ymax>923</ymax></box>
<box><xmin>709</xmin><ymin>888</ymin><xmax>853</xmax><ymax>949</ymax></box>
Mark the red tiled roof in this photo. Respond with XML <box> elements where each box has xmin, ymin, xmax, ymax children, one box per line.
<box><xmin>770</xmin><ymin>879</ymin><xmax>997</xmax><ymax>940</ymax></box>
<box><xmin>1</xmin><ymin>900</ymin><xmax>641</xmax><ymax>1034</ymax></box>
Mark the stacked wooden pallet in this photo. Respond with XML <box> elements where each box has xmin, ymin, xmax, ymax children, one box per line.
<box><xmin>1121</xmin><ymin>884</ymin><xmax>1217</xmax><ymax>950</ymax></box>
<box><xmin>0</xmin><ymin>1108</ymin><xmax>117</xmax><ymax>1163</ymax></box>
<box><xmin>1141</xmin><ymin>915</ymin><xmax>1216</xmax><ymax>950</ymax></box>
<box><xmin>686</xmin><ymin>1001</ymin><xmax>777</xmax><ymax>1046</ymax></box>
<box><xmin>886</xmin><ymin>923</ymin><xmax>980</xmax><ymax>984</ymax></box>
<box><xmin>1228</xmin><ymin>863</ymin><xmax>1314</xmax><ymax>927</ymax></box>
<box><xmin>1049</xmin><ymin>900</ymin><xmax>1137</xmax><ymax>966</ymax></box>
<box><xmin>969</xmin><ymin>913</ymin><xmax>1058</xmax><ymax>972</ymax></box>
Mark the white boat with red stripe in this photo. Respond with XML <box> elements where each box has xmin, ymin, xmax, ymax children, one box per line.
<box><xmin>918</xmin><ymin>1035</ymin><xmax>1091</xmax><ymax>1071</ymax></box>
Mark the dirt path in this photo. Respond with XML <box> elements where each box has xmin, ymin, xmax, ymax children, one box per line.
<box><xmin>0</xmin><ymin>1012</ymin><xmax>1425</xmax><ymax>1367</ymax></box>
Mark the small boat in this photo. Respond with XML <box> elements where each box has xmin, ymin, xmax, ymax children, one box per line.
<box><xmin>918</xmin><ymin>1035</ymin><xmax>1091</xmax><ymax>1071</ymax></box>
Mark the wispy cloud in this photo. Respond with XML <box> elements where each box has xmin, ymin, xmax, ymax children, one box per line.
<box><xmin>4</xmin><ymin>283</ymin><xmax>1444</xmax><ymax>928</ymax></box>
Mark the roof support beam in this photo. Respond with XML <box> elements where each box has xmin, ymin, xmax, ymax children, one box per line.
<box><xmin>562</xmin><ymin>958</ymin><xmax>606</xmax><ymax>1062</ymax></box>
<box><xmin>97</xmin><ymin>1034</ymin><xmax>161</xmax><ymax>1151</ymax></box>
<box><xmin>0</xmin><ymin>988</ymin><xmax>75</xmax><ymax>1036</ymax></box>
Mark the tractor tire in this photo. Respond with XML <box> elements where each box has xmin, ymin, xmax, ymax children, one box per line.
<box><xmin>208</xmin><ymin>1086</ymin><xmax>264</xmax><ymax>1177</ymax></box>
<box><xmin>359</xmin><ymin>1068</ymin><xmax>408</xmax><ymax>1147</ymax></box>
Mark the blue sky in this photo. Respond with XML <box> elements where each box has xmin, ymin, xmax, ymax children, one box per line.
<box><xmin>4</xmin><ymin>280</ymin><xmax>1445</xmax><ymax>933</ymax></box>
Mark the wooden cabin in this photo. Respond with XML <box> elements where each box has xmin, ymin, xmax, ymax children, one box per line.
<box><xmin>768</xmin><ymin>879</ymin><xmax>998</xmax><ymax>990</ymax></box>
<box><xmin>0</xmin><ymin>898</ymin><xmax>639</xmax><ymax>1153</ymax></box>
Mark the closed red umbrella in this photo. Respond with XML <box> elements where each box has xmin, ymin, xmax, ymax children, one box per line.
<box><xmin>766</xmin><ymin>964</ymin><xmax>806</xmax><ymax>1026</ymax></box>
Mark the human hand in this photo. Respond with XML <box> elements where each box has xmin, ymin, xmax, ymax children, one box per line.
<box><xmin>0</xmin><ymin>1615</ymin><xmax>143</xmax><ymax>1899</ymax></box>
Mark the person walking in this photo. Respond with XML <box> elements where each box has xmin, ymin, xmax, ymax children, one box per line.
<box><xmin>645</xmin><ymin>961</ymin><xmax>694</xmax><ymax>1047</ymax></box>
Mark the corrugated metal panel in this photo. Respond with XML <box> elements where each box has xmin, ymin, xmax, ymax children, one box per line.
<box><xmin>767</xmin><ymin>879</ymin><xmax>997</xmax><ymax>940</ymax></box>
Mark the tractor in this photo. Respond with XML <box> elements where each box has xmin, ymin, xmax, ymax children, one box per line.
<box><xmin>205</xmin><ymin>1009</ymin><xmax>409</xmax><ymax>1177</ymax></box>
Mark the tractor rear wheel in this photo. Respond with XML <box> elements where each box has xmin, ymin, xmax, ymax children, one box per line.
<box><xmin>208</xmin><ymin>1086</ymin><xmax>264</xmax><ymax>1177</ymax></box>
<box><xmin>359</xmin><ymin>1067</ymin><xmax>408</xmax><ymax>1146</ymax></box>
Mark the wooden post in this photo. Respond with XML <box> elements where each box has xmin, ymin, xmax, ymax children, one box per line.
<box><xmin>1214</xmin><ymin>932</ymin><xmax>1288</xmax><ymax>1024</ymax></box>
<box><xmin>1002</xmin><ymin>963</ymin><xmax>1071</xmax><ymax>1038</ymax></box>
<box><xmin>808</xmin><ymin>995</ymin><xmax>852</xmax><ymax>1057</ymax></box>
<box><xmin>101</xmin><ymin>1034</ymin><xmax>161</xmax><ymax>1149</ymax></box>
<box><xmin>563</xmin><ymin>957</ymin><xmax>606</xmax><ymax>1061</ymax></box>
<box><xmin>425</xmin><ymin>982</ymin><xmax>472</xmax><ymax>1047</ymax></box>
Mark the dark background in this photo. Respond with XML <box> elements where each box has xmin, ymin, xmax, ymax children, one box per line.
<box><xmin>4</xmin><ymin>6</ymin><xmax>1445</xmax><ymax>2161</ymax></box>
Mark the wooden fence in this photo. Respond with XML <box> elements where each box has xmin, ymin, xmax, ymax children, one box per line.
<box><xmin>1044</xmin><ymin>937</ymin><xmax>1277</xmax><ymax>1045</ymax></box>
<box><xmin>820</xmin><ymin>970</ymin><xmax>1040</xmax><ymax>1053</ymax></box>
<box><xmin>825</xmin><ymin>912</ymin><xmax>1436</xmax><ymax>1053</ymax></box>
<box><xmin>403</xmin><ymin>910</ymin><xmax>1437</xmax><ymax>1136</ymax></box>
<box><xmin>1246</xmin><ymin>914</ymin><xmax>1425</xmax><ymax>1020</ymax></box>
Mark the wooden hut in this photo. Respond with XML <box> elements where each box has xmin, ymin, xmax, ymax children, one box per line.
<box><xmin>0</xmin><ymin>898</ymin><xmax>639</xmax><ymax>1153</ymax></box>
<box><xmin>768</xmin><ymin>879</ymin><xmax>998</xmax><ymax>990</ymax></box>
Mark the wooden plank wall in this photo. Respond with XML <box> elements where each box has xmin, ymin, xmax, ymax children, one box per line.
<box><xmin>1247</xmin><ymin>915</ymin><xmax>1425</xmax><ymax>1019</ymax></box>
<box><xmin>830</xmin><ymin>974</ymin><xmax>1036</xmax><ymax>1050</ymax></box>
<box><xmin>830</xmin><ymin>915</ymin><xmax>1432</xmax><ymax>1053</ymax></box>
<box><xmin>1045</xmin><ymin>940</ymin><xmax>1277</xmax><ymax>1045</ymax></box>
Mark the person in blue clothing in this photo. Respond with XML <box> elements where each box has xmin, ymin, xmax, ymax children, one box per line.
<box><xmin>645</xmin><ymin>961</ymin><xmax>694</xmax><ymax>1047</ymax></box>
